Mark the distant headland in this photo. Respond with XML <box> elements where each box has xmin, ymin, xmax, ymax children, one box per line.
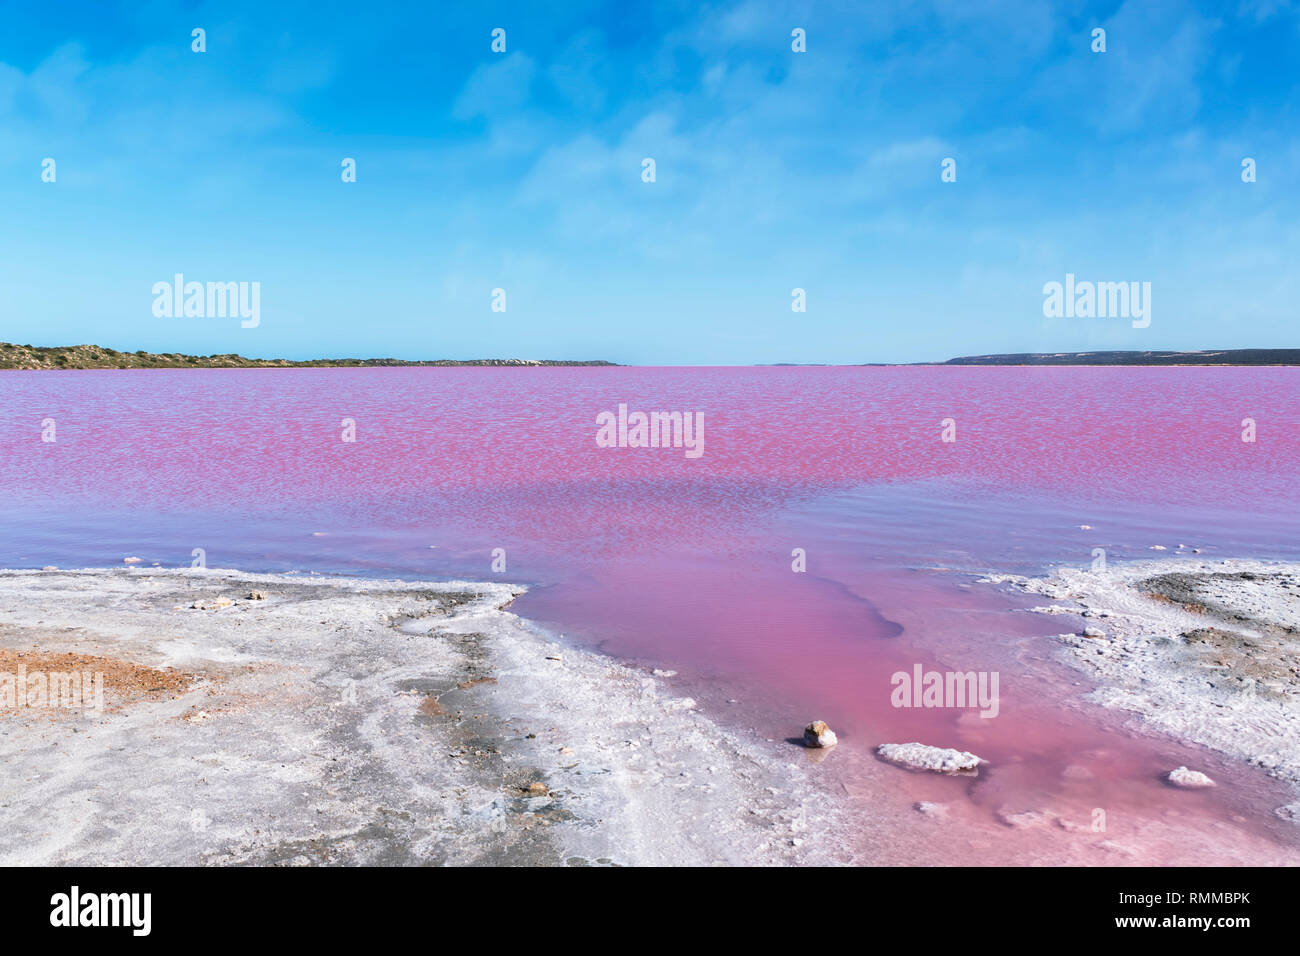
<box><xmin>939</xmin><ymin>350</ymin><xmax>1300</xmax><ymax>366</ymax></box>
<box><xmin>0</xmin><ymin>343</ymin><xmax>618</xmax><ymax>370</ymax></box>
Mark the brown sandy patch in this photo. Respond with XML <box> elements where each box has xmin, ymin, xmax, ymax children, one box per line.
<box><xmin>418</xmin><ymin>695</ymin><xmax>447</xmax><ymax>716</ymax></box>
<box><xmin>0</xmin><ymin>648</ymin><xmax>198</xmax><ymax>716</ymax></box>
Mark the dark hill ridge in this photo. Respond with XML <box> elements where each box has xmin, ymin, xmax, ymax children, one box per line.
<box><xmin>942</xmin><ymin>349</ymin><xmax>1300</xmax><ymax>366</ymax></box>
<box><xmin>0</xmin><ymin>343</ymin><xmax>617</xmax><ymax>370</ymax></box>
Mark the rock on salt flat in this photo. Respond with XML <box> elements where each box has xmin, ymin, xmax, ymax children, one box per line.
<box><xmin>1167</xmin><ymin>766</ymin><xmax>1215</xmax><ymax>789</ymax></box>
<box><xmin>803</xmin><ymin>720</ymin><xmax>838</xmax><ymax>748</ymax></box>
<box><xmin>877</xmin><ymin>742</ymin><xmax>983</xmax><ymax>774</ymax></box>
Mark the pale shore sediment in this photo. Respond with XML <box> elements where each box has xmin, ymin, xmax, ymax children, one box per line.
<box><xmin>983</xmin><ymin>558</ymin><xmax>1300</xmax><ymax>819</ymax></box>
<box><xmin>0</xmin><ymin>568</ymin><xmax>846</xmax><ymax>866</ymax></box>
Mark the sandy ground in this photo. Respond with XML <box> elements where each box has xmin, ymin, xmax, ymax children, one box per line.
<box><xmin>0</xmin><ymin>568</ymin><xmax>848</xmax><ymax>866</ymax></box>
<box><xmin>984</xmin><ymin>558</ymin><xmax>1300</xmax><ymax>820</ymax></box>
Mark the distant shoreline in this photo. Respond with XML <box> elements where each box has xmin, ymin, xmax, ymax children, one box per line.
<box><xmin>0</xmin><ymin>343</ymin><xmax>617</xmax><ymax>370</ymax></box>
<box><xmin>935</xmin><ymin>349</ymin><xmax>1300</xmax><ymax>367</ymax></box>
<box><xmin>4</xmin><ymin>343</ymin><xmax>1299</xmax><ymax>369</ymax></box>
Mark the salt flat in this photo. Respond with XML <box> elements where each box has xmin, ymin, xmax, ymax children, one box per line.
<box><xmin>0</xmin><ymin>569</ymin><xmax>844</xmax><ymax>866</ymax></box>
<box><xmin>985</xmin><ymin>557</ymin><xmax>1300</xmax><ymax>821</ymax></box>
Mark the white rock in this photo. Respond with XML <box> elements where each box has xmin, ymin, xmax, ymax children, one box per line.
<box><xmin>1167</xmin><ymin>766</ymin><xmax>1215</xmax><ymax>788</ymax></box>
<box><xmin>1083</xmin><ymin>626</ymin><xmax>1106</xmax><ymax>639</ymax></box>
<box><xmin>123</xmin><ymin>556</ymin><xmax>142</xmax><ymax>564</ymax></box>
<box><xmin>914</xmin><ymin>801</ymin><xmax>949</xmax><ymax>818</ymax></box>
<box><xmin>877</xmin><ymin>742</ymin><xmax>983</xmax><ymax>773</ymax></box>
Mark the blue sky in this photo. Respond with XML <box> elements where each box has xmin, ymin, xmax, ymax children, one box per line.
<box><xmin>1</xmin><ymin>0</ymin><xmax>1298</xmax><ymax>364</ymax></box>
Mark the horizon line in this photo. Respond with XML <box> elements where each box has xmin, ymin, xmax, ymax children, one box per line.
<box><xmin>4</xmin><ymin>343</ymin><xmax>1300</xmax><ymax>369</ymax></box>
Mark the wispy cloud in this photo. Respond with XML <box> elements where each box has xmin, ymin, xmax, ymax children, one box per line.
<box><xmin>0</xmin><ymin>0</ymin><xmax>1297</xmax><ymax>363</ymax></box>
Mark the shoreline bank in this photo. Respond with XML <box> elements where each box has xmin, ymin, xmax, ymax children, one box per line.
<box><xmin>0</xmin><ymin>568</ymin><xmax>845</xmax><ymax>866</ymax></box>
<box><xmin>983</xmin><ymin>557</ymin><xmax>1300</xmax><ymax>821</ymax></box>
<box><xmin>4</xmin><ymin>557</ymin><xmax>1297</xmax><ymax>866</ymax></box>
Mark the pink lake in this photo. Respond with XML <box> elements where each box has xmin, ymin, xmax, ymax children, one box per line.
<box><xmin>1</xmin><ymin>366</ymin><xmax>1298</xmax><ymax>864</ymax></box>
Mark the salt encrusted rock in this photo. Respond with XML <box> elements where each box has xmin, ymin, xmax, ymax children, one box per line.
<box><xmin>192</xmin><ymin>597</ymin><xmax>232</xmax><ymax>611</ymax></box>
<box><xmin>914</xmin><ymin>801</ymin><xmax>949</xmax><ymax>818</ymax></box>
<box><xmin>803</xmin><ymin>720</ymin><xmax>838</xmax><ymax>748</ymax></box>
<box><xmin>123</xmin><ymin>556</ymin><xmax>142</xmax><ymax>564</ymax></box>
<box><xmin>877</xmin><ymin>742</ymin><xmax>983</xmax><ymax>773</ymax></box>
<box><xmin>247</xmin><ymin>590</ymin><xmax>267</xmax><ymax>600</ymax></box>
<box><xmin>1167</xmin><ymin>766</ymin><xmax>1215</xmax><ymax>788</ymax></box>
<box><xmin>1098</xmin><ymin>840</ymin><xmax>1138</xmax><ymax>857</ymax></box>
<box><xmin>1055</xmin><ymin>816</ymin><xmax>1092</xmax><ymax>833</ymax></box>
<box><xmin>1083</xmin><ymin>626</ymin><xmax>1106</xmax><ymax>639</ymax></box>
<box><xmin>997</xmin><ymin>808</ymin><xmax>1055</xmax><ymax>829</ymax></box>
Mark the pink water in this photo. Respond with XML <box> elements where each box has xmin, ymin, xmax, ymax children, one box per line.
<box><xmin>2</xmin><ymin>366</ymin><xmax>1298</xmax><ymax>864</ymax></box>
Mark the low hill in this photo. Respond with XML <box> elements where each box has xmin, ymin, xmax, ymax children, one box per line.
<box><xmin>0</xmin><ymin>343</ymin><xmax>617</xmax><ymax>370</ymax></box>
<box><xmin>942</xmin><ymin>350</ymin><xmax>1300</xmax><ymax>366</ymax></box>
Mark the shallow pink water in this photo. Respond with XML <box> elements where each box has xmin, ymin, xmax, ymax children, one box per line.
<box><xmin>1</xmin><ymin>366</ymin><xmax>1297</xmax><ymax>863</ymax></box>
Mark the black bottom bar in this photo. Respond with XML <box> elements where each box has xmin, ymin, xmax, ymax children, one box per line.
<box><xmin>1</xmin><ymin>865</ymin><xmax>1282</xmax><ymax>941</ymax></box>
